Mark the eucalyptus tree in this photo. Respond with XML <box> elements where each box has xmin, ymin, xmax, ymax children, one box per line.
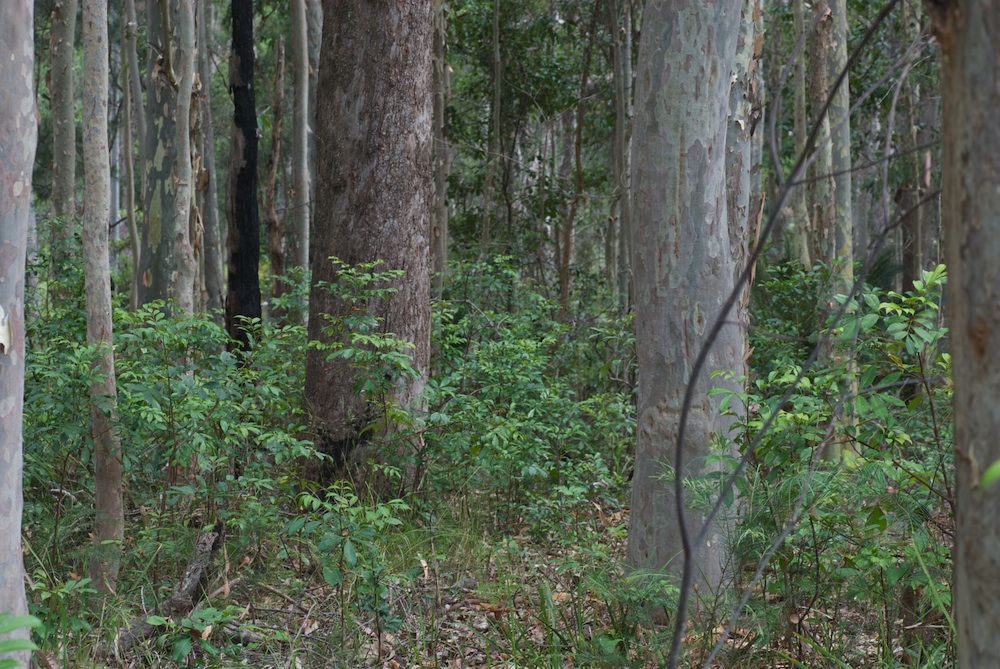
<box><xmin>626</xmin><ymin>0</ymin><xmax>750</xmax><ymax>611</ymax></box>
<box><xmin>82</xmin><ymin>0</ymin><xmax>124</xmax><ymax>595</ymax></box>
<box><xmin>138</xmin><ymin>0</ymin><xmax>198</xmax><ymax>313</ymax></box>
<box><xmin>935</xmin><ymin>1</ymin><xmax>1000</xmax><ymax>665</ymax></box>
<box><xmin>0</xmin><ymin>3</ymin><xmax>37</xmax><ymax>661</ymax></box>
<box><xmin>306</xmin><ymin>0</ymin><xmax>432</xmax><ymax>477</ymax></box>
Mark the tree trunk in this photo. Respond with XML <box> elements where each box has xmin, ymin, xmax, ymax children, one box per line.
<box><xmin>225</xmin><ymin>0</ymin><xmax>263</xmax><ymax>347</ymax></box>
<box><xmin>306</xmin><ymin>0</ymin><xmax>432</xmax><ymax>479</ymax></box>
<box><xmin>828</xmin><ymin>0</ymin><xmax>853</xmax><ymax>281</ymax></box>
<box><xmin>807</xmin><ymin>1</ymin><xmax>834</xmax><ymax>264</ymax></box>
<box><xmin>431</xmin><ymin>0</ymin><xmax>451</xmax><ymax>297</ymax></box>
<box><xmin>82</xmin><ymin>0</ymin><xmax>124</xmax><ymax>595</ymax></box>
<box><xmin>898</xmin><ymin>1</ymin><xmax>923</xmax><ymax>292</ymax></box>
<box><xmin>478</xmin><ymin>0</ymin><xmax>502</xmax><ymax>260</ymax></box>
<box><xmin>198</xmin><ymin>0</ymin><xmax>225</xmax><ymax>314</ymax></box>
<box><xmin>607</xmin><ymin>0</ymin><xmax>633</xmax><ymax>311</ymax></box>
<box><xmin>264</xmin><ymin>38</ymin><xmax>287</xmax><ymax>307</ymax></box>
<box><xmin>288</xmin><ymin>0</ymin><xmax>311</xmax><ymax>276</ymax></box>
<box><xmin>139</xmin><ymin>0</ymin><xmax>197</xmax><ymax>313</ymax></box>
<box><xmin>626</xmin><ymin>0</ymin><xmax>745</xmax><ymax>604</ymax></box>
<box><xmin>0</xmin><ymin>3</ymin><xmax>37</xmax><ymax>662</ymax></box>
<box><xmin>306</xmin><ymin>0</ymin><xmax>322</xmax><ymax>225</ymax></box>
<box><xmin>935</xmin><ymin>2</ymin><xmax>1000</xmax><ymax>666</ymax></box>
<box><xmin>51</xmin><ymin>0</ymin><xmax>78</xmax><ymax>230</ymax></box>
<box><xmin>791</xmin><ymin>0</ymin><xmax>812</xmax><ymax>267</ymax></box>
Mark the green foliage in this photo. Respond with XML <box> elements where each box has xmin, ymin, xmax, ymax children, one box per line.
<box><xmin>0</xmin><ymin>613</ymin><xmax>41</xmax><ymax>669</ymax></box>
<box><xmin>422</xmin><ymin>259</ymin><xmax>634</xmax><ymax>535</ymax></box>
<box><xmin>283</xmin><ymin>483</ymin><xmax>410</xmax><ymax>649</ymax></box>
<box><xmin>146</xmin><ymin>605</ymin><xmax>250</xmax><ymax>664</ymax></box>
<box><xmin>723</xmin><ymin>264</ymin><xmax>953</xmax><ymax>665</ymax></box>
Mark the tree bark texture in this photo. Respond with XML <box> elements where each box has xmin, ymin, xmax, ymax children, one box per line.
<box><xmin>307</xmin><ymin>0</ymin><xmax>432</xmax><ymax>477</ymax></box>
<box><xmin>50</xmin><ymin>0</ymin><xmax>78</xmax><ymax>226</ymax></box>
<box><xmin>198</xmin><ymin>0</ymin><xmax>224</xmax><ymax>313</ymax></box>
<box><xmin>82</xmin><ymin>0</ymin><xmax>124</xmax><ymax>594</ymax></box>
<box><xmin>935</xmin><ymin>1</ymin><xmax>1000</xmax><ymax>666</ymax></box>
<box><xmin>139</xmin><ymin>0</ymin><xmax>197</xmax><ymax>313</ymax></box>
<box><xmin>306</xmin><ymin>0</ymin><xmax>322</xmax><ymax>224</ymax></box>
<box><xmin>807</xmin><ymin>1</ymin><xmax>834</xmax><ymax>264</ymax></box>
<box><xmin>828</xmin><ymin>0</ymin><xmax>853</xmax><ymax>280</ymax></box>
<box><xmin>626</xmin><ymin>0</ymin><xmax>745</xmax><ymax>597</ymax></box>
<box><xmin>791</xmin><ymin>0</ymin><xmax>813</xmax><ymax>267</ymax></box>
<box><xmin>288</xmin><ymin>0</ymin><xmax>311</xmax><ymax>275</ymax></box>
<box><xmin>0</xmin><ymin>3</ymin><xmax>36</xmax><ymax>662</ymax></box>
<box><xmin>431</xmin><ymin>0</ymin><xmax>451</xmax><ymax>296</ymax></box>
<box><xmin>225</xmin><ymin>0</ymin><xmax>263</xmax><ymax>348</ymax></box>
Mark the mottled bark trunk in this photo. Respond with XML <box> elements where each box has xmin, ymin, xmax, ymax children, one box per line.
<box><xmin>431</xmin><ymin>0</ymin><xmax>450</xmax><ymax>296</ymax></box>
<box><xmin>306</xmin><ymin>0</ymin><xmax>431</xmax><ymax>480</ymax></box>
<box><xmin>51</xmin><ymin>0</ymin><xmax>78</xmax><ymax>229</ymax></box>
<box><xmin>626</xmin><ymin>0</ymin><xmax>745</xmax><ymax>601</ymax></box>
<box><xmin>139</xmin><ymin>0</ymin><xmax>197</xmax><ymax>313</ymax></box>
<box><xmin>935</xmin><ymin>2</ymin><xmax>1000</xmax><ymax>667</ymax></box>
<box><xmin>198</xmin><ymin>0</ymin><xmax>224</xmax><ymax>314</ymax></box>
<box><xmin>0</xmin><ymin>4</ymin><xmax>36</xmax><ymax>662</ymax></box>
<box><xmin>225</xmin><ymin>0</ymin><xmax>263</xmax><ymax>347</ymax></box>
<box><xmin>82</xmin><ymin>0</ymin><xmax>124</xmax><ymax>594</ymax></box>
<box><xmin>288</xmin><ymin>0</ymin><xmax>311</xmax><ymax>275</ymax></box>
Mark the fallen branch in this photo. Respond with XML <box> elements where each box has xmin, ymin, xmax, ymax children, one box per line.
<box><xmin>115</xmin><ymin>521</ymin><xmax>226</xmax><ymax>654</ymax></box>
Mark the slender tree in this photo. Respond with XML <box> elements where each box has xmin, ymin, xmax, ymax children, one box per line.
<box><xmin>626</xmin><ymin>0</ymin><xmax>747</xmax><ymax>608</ymax></box>
<box><xmin>225</xmin><ymin>0</ymin><xmax>262</xmax><ymax>347</ymax></box>
<box><xmin>791</xmin><ymin>0</ymin><xmax>813</xmax><ymax>266</ymax></box>
<box><xmin>306</xmin><ymin>0</ymin><xmax>432</xmax><ymax>478</ymax></box>
<box><xmin>935</xmin><ymin>1</ymin><xmax>1000</xmax><ymax>665</ymax></box>
<box><xmin>198</xmin><ymin>0</ymin><xmax>225</xmax><ymax>313</ymax></box>
<box><xmin>50</xmin><ymin>0</ymin><xmax>79</xmax><ymax>232</ymax></box>
<box><xmin>82</xmin><ymin>0</ymin><xmax>124</xmax><ymax>594</ymax></box>
<box><xmin>431</xmin><ymin>0</ymin><xmax>451</xmax><ymax>296</ymax></box>
<box><xmin>288</xmin><ymin>0</ymin><xmax>311</xmax><ymax>277</ymax></box>
<box><xmin>0</xmin><ymin>3</ymin><xmax>37</xmax><ymax>661</ymax></box>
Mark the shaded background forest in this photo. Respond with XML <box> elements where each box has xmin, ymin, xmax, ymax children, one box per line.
<box><xmin>3</xmin><ymin>0</ymin><xmax>959</xmax><ymax>667</ymax></box>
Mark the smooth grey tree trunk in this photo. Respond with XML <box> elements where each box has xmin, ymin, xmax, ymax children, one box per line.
<box><xmin>0</xmin><ymin>3</ymin><xmax>36</xmax><ymax>663</ymax></box>
<box><xmin>82</xmin><ymin>0</ymin><xmax>124</xmax><ymax>594</ymax></box>
<box><xmin>936</xmin><ymin>2</ymin><xmax>1000</xmax><ymax>666</ymax></box>
<box><xmin>288</xmin><ymin>0</ymin><xmax>311</xmax><ymax>275</ymax></box>
<box><xmin>626</xmin><ymin>0</ymin><xmax>745</xmax><ymax>603</ymax></box>
<box><xmin>51</xmin><ymin>0</ymin><xmax>78</xmax><ymax>230</ymax></box>
<box><xmin>306</xmin><ymin>0</ymin><xmax>432</xmax><ymax>480</ymax></box>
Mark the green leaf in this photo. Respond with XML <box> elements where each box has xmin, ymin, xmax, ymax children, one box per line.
<box><xmin>0</xmin><ymin>614</ymin><xmax>40</xmax><ymax>636</ymax></box>
<box><xmin>981</xmin><ymin>459</ymin><xmax>1000</xmax><ymax>491</ymax></box>
<box><xmin>171</xmin><ymin>636</ymin><xmax>193</xmax><ymax>662</ymax></box>
<box><xmin>323</xmin><ymin>566</ymin><xmax>344</xmax><ymax>587</ymax></box>
<box><xmin>343</xmin><ymin>539</ymin><xmax>358</xmax><ymax>567</ymax></box>
<box><xmin>146</xmin><ymin>615</ymin><xmax>169</xmax><ymax>626</ymax></box>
